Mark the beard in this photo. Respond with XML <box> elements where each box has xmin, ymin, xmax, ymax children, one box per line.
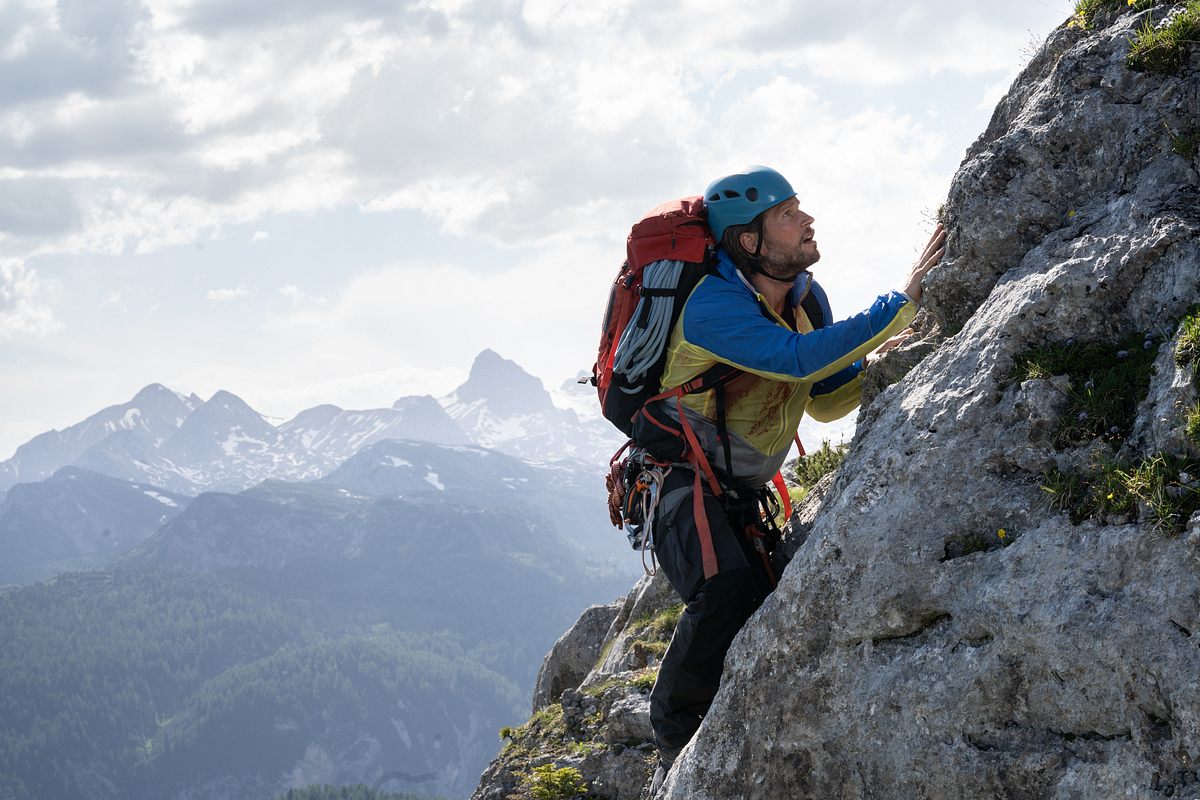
<box><xmin>757</xmin><ymin>239</ymin><xmax>820</xmax><ymax>282</ymax></box>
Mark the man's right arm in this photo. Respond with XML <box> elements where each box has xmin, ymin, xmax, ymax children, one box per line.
<box><xmin>679</xmin><ymin>282</ymin><xmax>917</xmax><ymax>385</ymax></box>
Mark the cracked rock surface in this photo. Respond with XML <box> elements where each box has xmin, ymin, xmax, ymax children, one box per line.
<box><xmin>662</xmin><ymin>4</ymin><xmax>1200</xmax><ymax>798</ymax></box>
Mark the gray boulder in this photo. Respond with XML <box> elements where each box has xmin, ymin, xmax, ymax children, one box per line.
<box><xmin>532</xmin><ymin>600</ymin><xmax>623</xmax><ymax>711</ymax></box>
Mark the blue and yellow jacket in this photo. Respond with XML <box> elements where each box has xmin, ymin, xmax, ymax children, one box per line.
<box><xmin>656</xmin><ymin>248</ymin><xmax>917</xmax><ymax>486</ymax></box>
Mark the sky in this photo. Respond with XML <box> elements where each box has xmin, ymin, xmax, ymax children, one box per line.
<box><xmin>0</xmin><ymin>0</ymin><xmax>1074</xmax><ymax>459</ymax></box>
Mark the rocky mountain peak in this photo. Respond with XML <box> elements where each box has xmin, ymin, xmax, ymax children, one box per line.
<box><xmin>202</xmin><ymin>389</ymin><xmax>258</xmax><ymax>414</ymax></box>
<box><xmin>131</xmin><ymin>383</ymin><xmax>179</xmax><ymax>404</ymax></box>
<box><xmin>453</xmin><ymin>349</ymin><xmax>554</xmax><ymax>417</ymax></box>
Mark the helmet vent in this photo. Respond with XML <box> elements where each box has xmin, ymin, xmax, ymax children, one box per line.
<box><xmin>721</xmin><ymin>190</ymin><xmax>741</xmax><ymax>200</ymax></box>
<box><xmin>745</xmin><ymin>187</ymin><xmax>759</xmax><ymax>201</ymax></box>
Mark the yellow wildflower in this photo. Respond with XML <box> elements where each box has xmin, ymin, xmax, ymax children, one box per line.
<box><xmin>997</xmin><ymin>528</ymin><xmax>1007</xmax><ymax>540</ymax></box>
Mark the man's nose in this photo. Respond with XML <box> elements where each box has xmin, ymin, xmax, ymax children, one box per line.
<box><xmin>799</xmin><ymin>209</ymin><xmax>815</xmax><ymax>225</ymax></box>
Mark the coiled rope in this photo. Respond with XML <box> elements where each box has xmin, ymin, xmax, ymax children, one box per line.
<box><xmin>611</xmin><ymin>259</ymin><xmax>685</xmax><ymax>392</ymax></box>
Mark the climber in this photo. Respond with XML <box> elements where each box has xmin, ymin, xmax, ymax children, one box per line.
<box><xmin>646</xmin><ymin>165</ymin><xmax>945</xmax><ymax>792</ymax></box>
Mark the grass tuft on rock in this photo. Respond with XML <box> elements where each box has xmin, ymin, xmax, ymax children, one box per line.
<box><xmin>1167</xmin><ymin>124</ymin><xmax>1200</xmax><ymax>159</ymax></box>
<box><xmin>1176</xmin><ymin>306</ymin><xmax>1200</xmax><ymax>368</ymax></box>
<box><xmin>1070</xmin><ymin>0</ymin><xmax>1156</xmax><ymax>30</ymax></box>
<box><xmin>500</xmin><ymin>703</ymin><xmax>569</xmax><ymax>759</ymax></box>
<box><xmin>1186</xmin><ymin>402</ymin><xmax>1200</xmax><ymax>445</ymax></box>
<box><xmin>1127</xmin><ymin>0</ymin><xmax>1200</xmax><ymax>72</ymax></box>
<box><xmin>1043</xmin><ymin>453</ymin><xmax>1200</xmax><ymax>533</ymax></box>
<box><xmin>1010</xmin><ymin>332</ymin><xmax>1159</xmax><ymax>446</ymax></box>
<box><xmin>630</xmin><ymin>604</ymin><xmax>683</xmax><ymax>639</ymax></box>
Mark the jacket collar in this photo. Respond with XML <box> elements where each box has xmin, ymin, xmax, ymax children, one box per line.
<box><xmin>714</xmin><ymin>247</ymin><xmax>813</xmax><ymax>308</ymax></box>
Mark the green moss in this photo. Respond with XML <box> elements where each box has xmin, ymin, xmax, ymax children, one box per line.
<box><xmin>1042</xmin><ymin>453</ymin><xmax>1200</xmax><ymax>533</ymax></box>
<box><xmin>522</xmin><ymin>764</ymin><xmax>588</xmax><ymax>800</ymax></box>
<box><xmin>1127</xmin><ymin>0</ymin><xmax>1200</xmax><ymax>73</ymax></box>
<box><xmin>618</xmin><ymin>604</ymin><xmax>682</xmax><ymax>667</ymax></box>
<box><xmin>1010</xmin><ymin>332</ymin><xmax>1159</xmax><ymax>446</ymax></box>
<box><xmin>568</xmin><ymin>740</ymin><xmax>606</xmax><ymax>757</ymax></box>
<box><xmin>583</xmin><ymin>667</ymin><xmax>658</xmax><ymax>700</ymax></box>
<box><xmin>788</xmin><ymin>440</ymin><xmax>849</xmax><ymax>490</ymax></box>
<box><xmin>501</xmin><ymin>703</ymin><xmax>569</xmax><ymax>759</ymax></box>
<box><xmin>582</xmin><ymin>676</ymin><xmax>622</xmax><ymax>698</ymax></box>
<box><xmin>630</xmin><ymin>604</ymin><xmax>684</xmax><ymax>639</ymax></box>
<box><xmin>630</xmin><ymin>668</ymin><xmax>658</xmax><ymax>692</ymax></box>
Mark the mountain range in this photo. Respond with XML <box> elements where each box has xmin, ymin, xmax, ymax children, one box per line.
<box><xmin>0</xmin><ymin>350</ymin><xmax>635</xmax><ymax>585</ymax></box>
<box><xmin>0</xmin><ymin>350</ymin><xmax>640</xmax><ymax>800</ymax></box>
<box><xmin>1</xmin><ymin>349</ymin><xmax>623</xmax><ymax>500</ymax></box>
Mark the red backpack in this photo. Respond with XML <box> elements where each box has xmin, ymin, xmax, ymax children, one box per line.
<box><xmin>587</xmin><ymin>197</ymin><xmax>798</xmax><ymax>584</ymax></box>
<box><xmin>591</xmin><ymin>195</ymin><xmax>717</xmax><ymax>436</ymax></box>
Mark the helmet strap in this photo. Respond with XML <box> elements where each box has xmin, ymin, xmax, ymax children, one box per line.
<box><xmin>748</xmin><ymin>217</ymin><xmax>793</xmax><ymax>284</ymax></box>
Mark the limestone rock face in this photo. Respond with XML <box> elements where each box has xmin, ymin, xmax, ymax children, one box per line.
<box><xmin>661</xmin><ymin>5</ymin><xmax>1200</xmax><ymax>799</ymax></box>
<box><xmin>470</xmin><ymin>573</ymin><xmax>677</xmax><ymax>800</ymax></box>
<box><xmin>532</xmin><ymin>600</ymin><xmax>623</xmax><ymax>712</ymax></box>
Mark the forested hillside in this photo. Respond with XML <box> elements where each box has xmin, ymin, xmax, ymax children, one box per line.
<box><xmin>0</xmin><ymin>570</ymin><xmax>523</xmax><ymax>800</ymax></box>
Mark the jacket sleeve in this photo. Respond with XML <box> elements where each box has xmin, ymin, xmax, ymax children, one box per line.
<box><xmin>806</xmin><ymin>362</ymin><xmax>864</xmax><ymax>422</ymax></box>
<box><xmin>680</xmin><ymin>280</ymin><xmax>916</xmax><ymax>385</ymax></box>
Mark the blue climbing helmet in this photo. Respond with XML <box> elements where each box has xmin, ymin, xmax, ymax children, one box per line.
<box><xmin>703</xmin><ymin>166</ymin><xmax>797</xmax><ymax>241</ymax></box>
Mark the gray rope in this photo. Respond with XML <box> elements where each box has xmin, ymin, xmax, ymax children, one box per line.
<box><xmin>611</xmin><ymin>259</ymin><xmax>685</xmax><ymax>392</ymax></box>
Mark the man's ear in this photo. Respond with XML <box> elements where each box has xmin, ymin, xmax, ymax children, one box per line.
<box><xmin>739</xmin><ymin>230</ymin><xmax>759</xmax><ymax>253</ymax></box>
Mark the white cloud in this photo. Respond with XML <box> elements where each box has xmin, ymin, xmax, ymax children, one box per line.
<box><xmin>0</xmin><ymin>0</ymin><xmax>1071</xmax><ymax>438</ymax></box>
<box><xmin>100</xmin><ymin>290</ymin><xmax>127</xmax><ymax>313</ymax></box>
<box><xmin>278</xmin><ymin>283</ymin><xmax>326</xmax><ymax>305</ymax></box>
<box><xmin>0</xmin><ymin>258</ymin><xmax>59</xmax><ymax>338</ymax></box>
<box><xmin>0</xmin><ymin>1</ymin><xmax>1067</xmax><ymax>261</ymax></box>
<box><xmin>206</xmin><ymin>285</ymin><xmax>250</xmax><ymax>302</ymax></box>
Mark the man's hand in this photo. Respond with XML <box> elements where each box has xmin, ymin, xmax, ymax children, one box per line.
<box><xmin>902</xmin><ymin>223</ymin><xmax>945</xmax><ymax>304</ymax></box>
<box><xmin>865</xmin><ymin>330</ymin><xmax>913</xmax><ymax>366</ymax></box>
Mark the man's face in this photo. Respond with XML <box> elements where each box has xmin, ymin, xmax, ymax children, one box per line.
<box><xmin>754</xmin><ymin>197</ymin><xmax>819</xmax><ymax>280</ymax></box>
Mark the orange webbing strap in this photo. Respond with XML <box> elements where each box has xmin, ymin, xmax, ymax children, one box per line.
<box><xmin>771</xmin><ymin>471</ymin><xmax>792</xmax><ymax>523</ymax></box>
<box><xmin>676</xmin><ymin>396</ymin><xmax>723</xmax><ymax>496</ymax></box>
<box><xmin>641</xmin><ymin>373</ymin><xmax>740</xmax><ymax>583</ymax></box>
<box><xmin>694</xmin><ymin>469</ymin><xmax>720</xmax><ymax>580</ymax></box>
<box><xmin>649</xmin><ymin>388</ymin><xmax>724</xmax><ymax>581</ymax></box>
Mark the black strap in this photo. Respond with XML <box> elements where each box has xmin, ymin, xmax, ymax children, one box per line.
<box><xmin>714</xmin><ymin>383</ymin><xmax>734</xmax><ymax>481</ymax></box>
